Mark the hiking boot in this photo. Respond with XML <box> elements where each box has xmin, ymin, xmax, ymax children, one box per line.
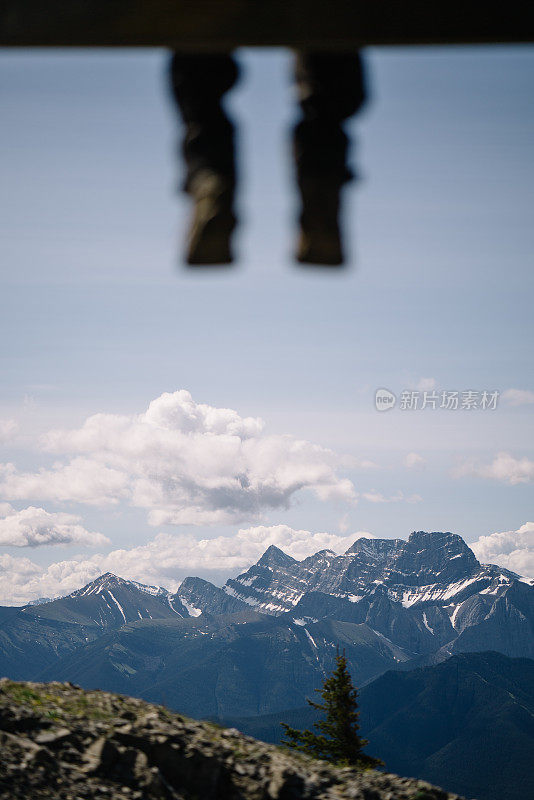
<box><xmin>296</xmin><ymin>176</ymin><xmax>344</xmax><ymax>266</ymax></box>
<box><xmin>185</xmin><ymin>171</ymin><xmax>236</xmax><ymax>265</ymax></box>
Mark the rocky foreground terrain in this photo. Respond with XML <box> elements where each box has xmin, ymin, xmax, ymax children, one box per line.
<box><xmin>0</xmin><ymin>679</ymin><xmax>464</xmax><ymax>800</ymax></box>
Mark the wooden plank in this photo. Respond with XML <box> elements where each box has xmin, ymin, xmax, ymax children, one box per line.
<box><xmin>1</xmin><ymin>1</ymin><xmax>533</xmax><ymax>48</ymax></box>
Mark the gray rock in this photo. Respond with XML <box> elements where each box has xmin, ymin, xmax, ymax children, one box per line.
<box><xmin>0</xmin><ymin>679</ymin><xmax>464</xmax><ymax>800</ymax></box>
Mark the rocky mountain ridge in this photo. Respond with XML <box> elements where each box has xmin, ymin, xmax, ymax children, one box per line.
<box><xmin>0</xmin><ymin>678</ymin><xmax>464</xmax><ymax>800</ymax></box>
<box><xmin>208</xmin><ymin>531</ymin><xmax>518</xmax><ymax>615</ymax></box>
<box><xmin>24</xmin><ymin>572</ymin><xmax>189</xmax><ymax>628</ymax></box>
<box><xmin>1</xmin><ymin>531</ymin><xmax>533</xmax><ymax>687</ymax></box>
<box><xmin>174</xmin><ymin>530</ymin><xmax>533</xmax><ymax>662</ymax></box>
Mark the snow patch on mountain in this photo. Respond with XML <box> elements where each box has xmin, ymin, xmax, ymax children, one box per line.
<box><xmin>107</xmin><ymin>590</ymin><xmax>126</xmax><ymax>624</ymax></box>
<box><xmin>181</xmin><ymin>600</ymin><xmax>202</xmax><ymax>617</ymax></box>
<box><xmin>422</xmin><ymin>612</ymin><xmax>433</xmax><ymax>634</ymax></box>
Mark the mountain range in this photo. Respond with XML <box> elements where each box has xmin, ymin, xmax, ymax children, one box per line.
<box><xmin>1</xmin><ymin>530</ymin><xmax>533</xmax><ymax>693</ymax></box>
<box><xmin>176</xmin><ymin>530</ymin><xmax>534</xmax><ymax>662</ymax></box>
<box><xmin>1</xmin><ymin>529</ymin><xmax>533</xmax><ymax>800</ymax></box>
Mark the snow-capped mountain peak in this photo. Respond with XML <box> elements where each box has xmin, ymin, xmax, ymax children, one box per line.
<box><xmin>24</xmin><ymin>572</ymin><xmax>189</xmax><ymax>629</ymax></box>
<box><xmin>344</xmin><ymin>537</ymin><xmax>404</xmax><ymax>559</ymax></box>
<box><xmin>70</xmin><ymin>572</ymin><xmax>135</xmax><ymax>598</ymax></box>
<box><xmin>169</xmin><ymin>530</ymin><xmax>533</xmax><ymax>664</ymax></box>
<box><xmin>390</xmin><ymin>531</ymin><xmax>480</xmax><ymax>586</ymax></box>
<box><xmin>218</xmin><ymin>530</ymin><xmax>489</xmax><ymax>617</ymax></box>
<box><xmin>256</xmin><ymin>545</ymin><xmax>297</xmax><ymax>568</ymax></box>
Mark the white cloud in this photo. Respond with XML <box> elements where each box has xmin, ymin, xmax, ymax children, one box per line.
<box><xmin>0</xmin><ymin>390</ymin><xmax>356</xmax><ymax>527</ymax></box>
<box><xmin>455</xmin><ymin>452</ymin><xmax>534</xmax><ymax>485</ymax></box>
<box><xmin>0</xmin><ymin>504</ymin><xmax>109</xmax><ymax>548</ymax></box>
<box><xmin>352</xmin><ymin>458</ymin><xmax>380</xmax><ymax>470</ymax></box>
<box><xmin>361</xmin><ymin>490</ymin><xmax>422</xmax><ymax>504</ymax></box>
<box><xmin>0</xmin><ymin>524</ymin><xmax>373</xmax><ymax>605</ymax></box>
<box><xmin>213</xmin><ymin>523</ymin><xmax>367</xmax><ymax>570</ymax></box>
<box><xmin>416</xmin><ymin>377</ymin><xmax>437</xmax><ymax>391</ymax></box>
<box><xmin>0</xmin><ymin>553</ymin><xmax>104</xmax><ymax>605</ymax></box>
<box><xmin>502</xmin><ymin>389</ymin><xmax>534</xmax><ymax>407</ymax></box>
<box><xmin>0</xmin><ymin>419</ymin><xmax>18</xmax><ymax>443</ymax></box>
<box><xmin>405</xmin><ymin>452</ymin><xmax>426</xmax><ymax>469</ymax></box>
<box><xmin>362</xmin><ymin>490</ymin><xmax>403</xmax><ymax>503</ymax></box>
<box><xmin>471</xmin><ymin>523</ymin><xmax>534</xmax><ymax>578</ymax></box>
<box><xmin>0</xmin><ymin>459</ymin><xmax>129</xmax><ymax>506</ymax></box>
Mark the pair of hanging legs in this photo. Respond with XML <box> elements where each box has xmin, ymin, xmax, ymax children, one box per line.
<box><xmin>169</xmin><ymin>51</ymin><xmax>366</xmax><ymax>265</ymax></box>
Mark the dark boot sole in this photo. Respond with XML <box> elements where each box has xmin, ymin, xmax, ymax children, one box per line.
<box><xmin>186</xmin><ymin>212</ymin><xmax>235</xmax><ymax>265</ymax></box>
<box><xmin>297</xmin><ymin>231</ymin><xmax>344</xmax><ymax>266</ymax></box>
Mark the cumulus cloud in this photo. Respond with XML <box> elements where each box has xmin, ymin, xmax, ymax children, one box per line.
<box><xmin>0</xmin><ymin>390</ymin><xmax>356</xmax><ymax>527</ymax></box>
<box><xmin>0</xmin><ymin>553</ymin><xmax>104</xmax><ymax>605</ymax></box>
<box><xmin>405</xmin><ymin>452</ymin><xmax>426</xmax><ymax>469</ymax></box>
<box><xmin>233</xmin><ymin>525</ymin><xmax>371</xmax><ymax>562</ymax></box>
<box><xmin>455</xmin><ymin>452</ymin><xmax>534</xmax><ymax>485</ymax></box>
<box><xmin>0</xmin><ymin>524</ymin><xmax>373</xmax><ymax>605</ymax></box>
<box><xmin>501</xmin><ymin>389</ymin><xmax>534</xmax><ymax>407</ymax></box>
<box><xmin>471</xmin><ymin>522</ymin><xmax>534</xmax><ymax>578</ymax></box>
<box><xmin>0</xmin><ymin>419</ymin><xmax>18</xmax><ymax>443</ymax></box>
<box><xmin>0</xmin><ymin>460</ymin><xmax>129</xmax><ymax>506</ymax></box>
<box><xmin>0</xmin><ymin>504</ymin><xmax>109</xmax><ymax>548</ymax></box>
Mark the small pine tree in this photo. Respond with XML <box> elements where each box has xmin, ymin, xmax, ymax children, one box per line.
<box><xmin>281</xmin><ymin>649</ymin><xmax>382</xmax><ymax>769</ymax></box>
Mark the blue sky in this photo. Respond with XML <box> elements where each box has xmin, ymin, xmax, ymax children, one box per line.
<box><xmin>0</xmin><ymin>46</ymin><xmax>533</xmax><ymax>601</ymax></box>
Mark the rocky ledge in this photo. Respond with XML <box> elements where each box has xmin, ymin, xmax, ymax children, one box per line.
<box><xmin>0</xmin><ymin>679</ymin><xmax>464</xmax><ymax>800</ymax></box>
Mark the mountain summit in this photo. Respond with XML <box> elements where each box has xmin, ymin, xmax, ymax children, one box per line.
<box><xmin>22</xmin><ymin>572</ymin><xmax>188</xmax><ymax>629</ymax></box>
<box><xmin>257</xmin><ymin>544</ymin><xmax>297</xmax><ymax>568</ymax></box>
<box><xmin>70</xmin><ymin>572</ymin><xmax>168</xmax><ymax>600</ymax></box>
<box><xmin>390</xmin><ymin>531</ymin><xmax>480</xmax><ymax>586</ymax></box>
<box><xmin>172</xmin><ymin>529</ymin><xmax>532</xmax><ymax>661</ymax></box>
<box><xmin>194</xmin><ymin>530</ymin><xmax>508</xmax><ymax>615</ymax></box>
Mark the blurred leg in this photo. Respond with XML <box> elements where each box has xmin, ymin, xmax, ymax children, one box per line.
<box><xmin>169</xmin><ymin>52</ymin><xmax>239</xmax><ymax>191</ymax></box>
<box><xmin>293</xmin><ymin>52</ymin><xmax>366</xmax><ymax>184</ymax></box>
<box><xmin>293</xmin><ymin>52</ymin><xmax>367</xmax><ymax>265</ymax></box>
<box><xmin>169</xmin><ymin>52</ymin><xmax>240</xmax><ymax>264</ymax></box>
